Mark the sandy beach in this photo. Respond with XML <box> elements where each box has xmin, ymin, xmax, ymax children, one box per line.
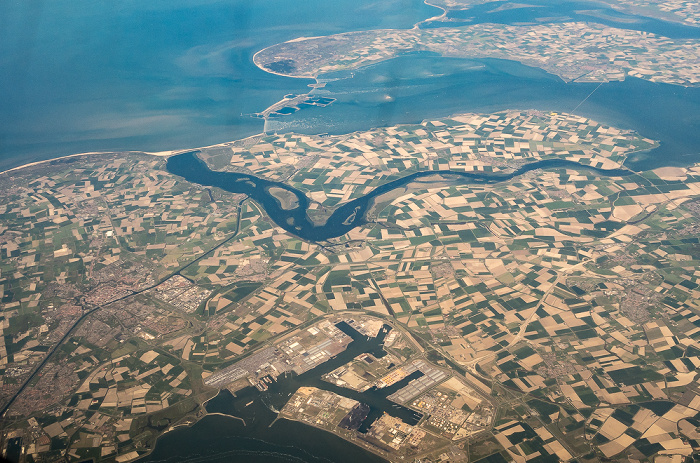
<box><xmin>0</xmin><ymin>150</ymin><xmax>175</xmax><ymax>177</ymax></box>
<box><xmin>0</xmin><ymin>136</ymin><xmax>271</xmax><ymax>177</ymax></box>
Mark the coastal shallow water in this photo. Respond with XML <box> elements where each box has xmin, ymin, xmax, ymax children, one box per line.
<box><xmin>4</xmin><ymin>1</ymin><xmax>700</xmax><ymax>461</ymax></box>
<box><xmin>0</xmin><ymin>0</ymin><xmax>439</xmax><ymax>172</ymax></box>
<box><xmin>270</xmin><ymin>56</ymin><xmax>700</xmax><ymax>172</ymax></box>
<box><xmin>422</xmin><ymin>0</ymin><xmax>700</xmax><ymax>38</ymax></box>
<box><xmin>2</xmin><ymin>0</ymin><xmax>700</xmax><ymax>172</ymax></box>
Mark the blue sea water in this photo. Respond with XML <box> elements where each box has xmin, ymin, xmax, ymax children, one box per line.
<box><xmin>272</xmin><ymin>55</ymin><xmax>700</xmax><ymax>171</ymax></box>
<box><xmin>2</xmin><ymin>0</ymin><xmax>700</xmax><ymax>173</ymax></box>
<box><xmin>0</xmin><ymin>0</ymin><xmax>438</xmax><ymax>171</ymax></box>
<box><xmin>423</xmin><ymin>0</ymin><xmax>700</xmax><ymax>38</ymax></box>
<box><xmin>3</xmin><ymin>0</ymin><xmax>700</xmax><ymax>461</ymax></box>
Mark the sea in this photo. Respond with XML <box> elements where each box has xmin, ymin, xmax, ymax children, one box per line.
<box><xmin>1</xmin><ymin>0</ymin><xmax>699</xmax><ymax>173</ymax></box>
<box><xmin>0</xmin><ymin>0</ymin><xmax>437</xmax><ymax>172</ymax></box>
<box><xmin>2</xmin><ymin>0</ymin><xmax>700</xmax><ymax>461</ymax></box>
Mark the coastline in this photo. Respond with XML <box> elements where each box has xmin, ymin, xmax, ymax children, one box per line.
<box><xmin>0</xmin><ymin>104</ymin><xmax>653</xmax><ymax>183</ymax></box>
<box><xmin>135</xmin><ymin>389</ymin><xmax>391</xmax><ymax>463</ymax></box>
<box><xmin>252</xmin><ymin>46</ymin><xmax>316</xmax><ymax>79</ymax></box>
<box><xmin>0</xmin><ymin>150</ymin><xmax>174</xmax><ymax>177</ymax></box>
<box><xmin>274</xmin><ymin>414</ymin><xmax>394</xmax><ymax>462</ymax></box>
<box><xmin>0</xmin><ymin>151</ymin><xmax>110</xmax><ymax>177</ymax></box>
<box><xmin>0</xmin><ymin>133</ymin><xmax>276</xmax><ymax>178</ymax></box>
<box><xmin>251</xmin><ymin>29</ymin><xmax>620</xmax><ymax>87</ymax></box>
<box><xmin>130</xmin><ymin>390</ymin><xmax>222</xmax><ymax>463</ymax></box>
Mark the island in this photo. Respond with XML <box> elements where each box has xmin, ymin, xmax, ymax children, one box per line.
<box><xmin>2</xmin><ymin>108</ymin><xmax>700</xmax><ymax>462</ymax></box>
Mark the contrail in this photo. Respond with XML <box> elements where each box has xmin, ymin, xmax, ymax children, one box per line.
<box><xmin>572</xmin><ymin>81</ymin><xmax>605</xmax><ymax>113</ymax></box>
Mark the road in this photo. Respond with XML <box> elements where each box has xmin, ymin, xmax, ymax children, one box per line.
<box><xmin>0</xmin><ymin>198</ymin><xmax>247</xmax><ymax>419</ymax></box>
<box><xmin>463</xmin><ymin>257</ymin><xmax>593</xmax><ymax>376</ymax></box>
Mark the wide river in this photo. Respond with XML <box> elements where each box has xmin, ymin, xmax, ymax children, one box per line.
<box><xmin>167</xmin><ymin>151</ymin><xmax>631</xmax><ymax>241</ymax></box>
<box><xmin>0</xmin><ymin>0</ymin><xmax>437</xmax><ymax>172</ymax></box>
<box><xmin>3</xmin><ymin>0</ymin><xmax>699</xmax><ymax>461</ymax></box>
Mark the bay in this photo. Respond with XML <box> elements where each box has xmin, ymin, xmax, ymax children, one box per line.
<box><xmin>2</xmin><ymin>0</ymin><xmax>700</xmax><ymax>172</ymax></box>
<box><xmin>0</xmin><ymin>0</ymin><xmax>438</xmax><ymax>172</ymax></box>
<box><xmin>135</xmin><ymin>413</ymin><xmax>386</xmax><ymax>463</ymax></box>
<box><xmin>422</xmin><ymin>0</ymin><xmax>700</xmax><ymax>39</ymax></box>
<box><xmin>4</xmin><ymin>1</ymin><xmax>700</xmax><ymax>459</ymax></box>
<box><xmin>270</xmin><ymin>55</ymin><xmax>700</xmax><ymax>171</ymax></box>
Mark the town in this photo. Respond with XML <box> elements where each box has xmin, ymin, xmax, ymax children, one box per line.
<box><xmin>2</xmin><ymin>110</ymin><xmax>700</xmax><ymax>462</ymax></box>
